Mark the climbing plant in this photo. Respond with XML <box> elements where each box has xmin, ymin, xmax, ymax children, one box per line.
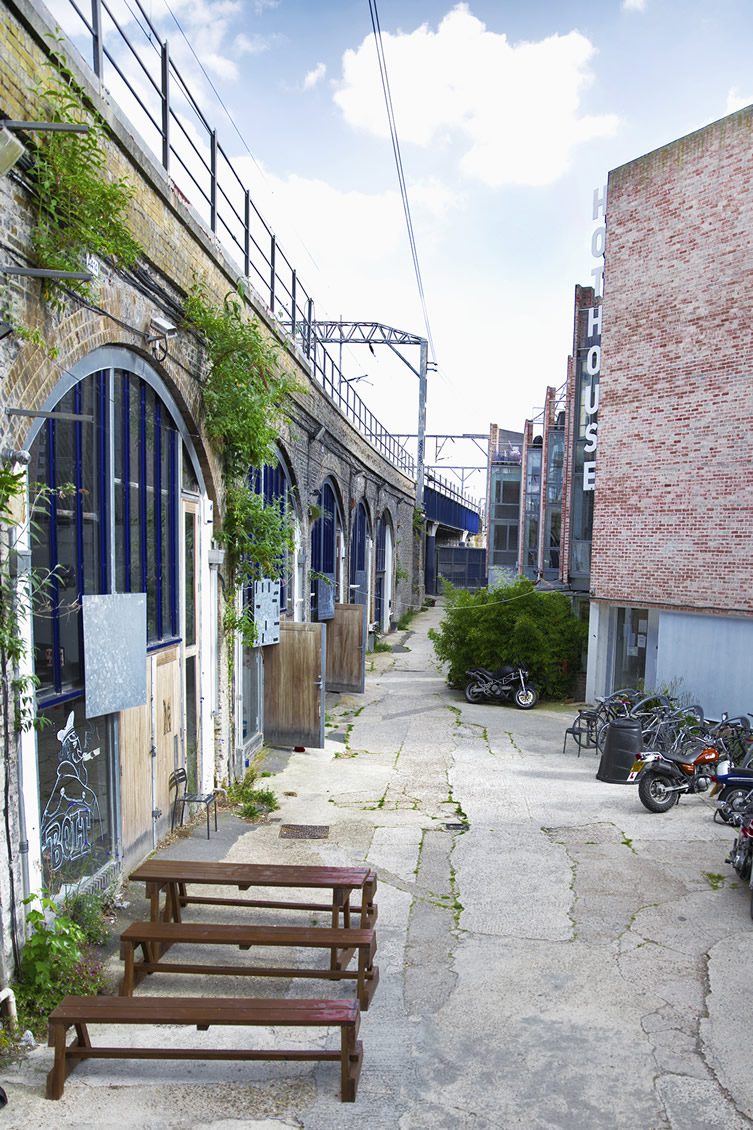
<box><xmin>184</xmin><ymin>281</ymin><xmax>297</xmax><ymax>647</ymax></box>
<box><xmin>24</xmin><ymin>41</ymin><xmax>141</xmax><ymax>304</ymax></box>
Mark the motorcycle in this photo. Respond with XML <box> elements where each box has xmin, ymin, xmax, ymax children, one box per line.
<box><xmin>711</xmin><ymin>759</ymin><xmax>753</xmax><ymax>823</ymax></box>
<box><xmin>627</xmin><ymin>741</ymin><xmax>720</xmax><ymax>812</ymax></box>
<box><xmin>725</xmin><ymin>799</ymin><xmax>753</xmax><ymax>918</ymax></box>
<box><xmin>464</xmin><ymin>664</ymin><xmax>538</xmax><ymax>710</ymax></box>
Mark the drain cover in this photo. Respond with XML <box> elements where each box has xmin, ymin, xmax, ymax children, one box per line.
<box><xmin>279</xmin><ymin>824</ymin><xmax>330</xmax><ymax>839</ymax></box>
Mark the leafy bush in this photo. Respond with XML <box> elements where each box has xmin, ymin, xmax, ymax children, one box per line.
<box><xmin>14</xmin><ymin>894</ymin><xmax>105</xmax><ymax>1037</ymax></box>
<box><xmin>429</xmin><ymin>578</ymin><xmax>586</xmax><ymax>699</ymax></box>
<box><xmin>226</xmin><ymin>771</ymin><xmax>279</xmax><ymax>821</ymax></box>
<box><xmin>62</xmin><ymin>888</ymin><xmax>112</xmax><ymax>946</ymax></box>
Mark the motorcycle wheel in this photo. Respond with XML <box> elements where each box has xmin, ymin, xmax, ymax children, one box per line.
<box><xmin>464</xmin><ymin>681</ymin><xmax>485</xmax><ymax>705</ymax></box>
<box><xmin>717</xmin><ymin>785</ymin><xmax>753</xmax><ymax>824</ymax></box>
<box><xmin>638</xmin><ymin>772</ymin><xmax>679</xmax><ymax>813</ymax></box>
<box><xmin>730</xmin><ymin>837</ymin><xmax>753</xmax><ymax>881</ymax></box>
<box><xmin>514</xmin><ymin>685</ymin><xmax>538</xmax><ymax>710</ymax></box>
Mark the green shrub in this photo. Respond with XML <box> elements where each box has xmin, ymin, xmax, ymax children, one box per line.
<box><xmin>428</xmin><ymin>578</ymin><xmax>586</xmax><ymax>699</ymax></box>
<box><xmin>62</xmin><ymin>888</ymin><xmax>112</xmax><ymax>946</ymax></box>
<box><xmin>14</xmin><ymin>894</ymin><xmax>105</xmax><ymax>1037</ymax></box>
<box><xmin>226</xmin><ymin>771</ymin><xmax>279</xmax><ymax>821</ymax></box>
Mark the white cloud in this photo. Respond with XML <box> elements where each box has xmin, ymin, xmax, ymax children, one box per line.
<box><xmin>304</xmin><ymin>63</ymin><xmax>327</xmax><ymax>91</ymax></box>
<box><xmin>726</xmin><ymin>87</ymin><xmax>753</xmax><ymax>114</ymax></box>
<box><xmin>622</xmin><ymin>0</ymin><xmax>647</xmax><ymax>11</ymax></box>
<box><xmin>333</xmin><ymin>4</ymin><xmax>618</xmax><ymax>188</ymax></box>
<box><xmin>235</xmin><ymin>32</ymin><xmax>276</xmax><ymax>56</ymax></box>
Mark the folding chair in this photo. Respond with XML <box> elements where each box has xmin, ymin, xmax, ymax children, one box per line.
<box><xmin>169</xmin><ymin>767</ymin><xmax>218</xmax><ymax>839</ymax></box>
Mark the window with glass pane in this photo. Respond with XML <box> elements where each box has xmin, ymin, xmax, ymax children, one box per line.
<box><xmin>37</xmin><ymin>697</ymin><xmax>114</xmax><ymax>891</ymax></box>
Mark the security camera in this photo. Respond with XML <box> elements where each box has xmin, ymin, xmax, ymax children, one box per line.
<box><xmin>149</xmin><ymin>315</ymin><xmax>177</xmax><ymax>339</ymax></box>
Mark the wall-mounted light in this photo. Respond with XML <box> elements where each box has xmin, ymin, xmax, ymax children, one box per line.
<box><xmin>0</xmin><ymin>128</ymin><xmax>25</xmax><ymax>176</ymax></box>
<box><xmin>0</xmin><ymin>120</ymin><xmax>89</xmax><ymax>178</ymax></box>
<box><xmin>145</xmin><ymin>315</ymin><xmax>177</xmax><ymax>361</ymax></box>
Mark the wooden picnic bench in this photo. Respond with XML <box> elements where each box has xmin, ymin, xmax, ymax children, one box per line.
<box><xmin>128</xmin><ymin>860</ymin><xmax>378</xmax><ymax>936</ymax></box>
<box><xmin>119</xmin><ymin>920</ymin><xmax>379</xmax><ymax>1010</ymax></box>
<box><xmin>47</xmin><ymin>995</ymin><xmax>362</xmax><ymax>1102</ymax></box>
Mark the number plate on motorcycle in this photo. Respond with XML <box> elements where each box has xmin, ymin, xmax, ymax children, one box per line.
<box><xmin>627</xmin><ymin>760</ymin><xmax>643</xmax><ymax>782</ymax></box>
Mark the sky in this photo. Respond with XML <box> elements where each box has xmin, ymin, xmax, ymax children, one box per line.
<box><xmin>49</xmin><ymin>0</ymin><xmax>753</xmax><ymax>493</ymax></box>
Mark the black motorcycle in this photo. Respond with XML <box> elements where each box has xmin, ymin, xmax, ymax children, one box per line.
<box><xmin>464</xmin><ymin>665</ymin><xmax>538</xmax><ymax>709</ymax></box>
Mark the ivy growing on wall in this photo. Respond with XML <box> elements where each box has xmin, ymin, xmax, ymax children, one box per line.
<box><xmin>24</xmin><ymin>42</ymin><xmax>141</xmax><ymax>304</ymax></box>
<box><xmin>184</xmin><ymin>282</ymin><xmax>298</xmax><ymax>647</ymax></box>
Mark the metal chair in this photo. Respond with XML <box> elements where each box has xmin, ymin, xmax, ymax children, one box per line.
<box><xmin>562</xmin><ymin>709</ymin><xmax>600</xmax><ymax>756</ymax></box>
<box><xmin>169</xmin><ymin>767</ymin><xmax>218</xmax><ymax>839</ymax></box>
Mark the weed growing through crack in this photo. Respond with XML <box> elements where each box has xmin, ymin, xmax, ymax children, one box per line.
<box><xmin>703</xmin><ymin>872</ymin><xmax>726</xmax><ymax>890</ymax></box>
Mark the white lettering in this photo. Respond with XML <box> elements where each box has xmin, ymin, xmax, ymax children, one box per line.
<box><xmin>583</xmin><ymin>461</ymin><xmax>596</xmax><ymax>491</ymax></box>
<box><xmin>584</xmin><ymin>382</ymin><xmax>600</xmax><ymax>416</ymax></box>
<box><xmin>585</xmin><ymin>347</ymin><xmax>601</xmax><ymax>377</ymax></box>
<box><xmin>591</xmin><ymin>225</ymin><xmax>606</xmax><ymax>258</ymax></box>
<box><xmin>584</xmin><ymin>422</ymin><xmax>598</xmax><ymax>452</ymax></box>
<box><xmin>587</xmin><ymin>304</ymin><xmax>602</xmax><ymax>339</ymax></box>
<box><xmin>592</xmin><ymin>184</ymin><xmax>608</xmax><ymax>221</ymax></box>
<box><xmin>590</xmin><ymin>264</ymin><xmax>604</xmax><ymax>296</ymax></box>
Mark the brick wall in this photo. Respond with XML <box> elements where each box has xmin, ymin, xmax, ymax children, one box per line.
<box><xmin>592</xmin><ymin>109</ymin><xmax>753</xmax><ymax>616</ymax></box>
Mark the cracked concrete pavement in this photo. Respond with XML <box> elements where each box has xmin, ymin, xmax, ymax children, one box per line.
<box><xmin>3</xmin><ymin>601</ymin><xmax>753</xmax><ymax>1129</ymax></box>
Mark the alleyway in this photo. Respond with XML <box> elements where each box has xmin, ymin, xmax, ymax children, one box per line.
<box><xmin>5</xmin><ymin>603</ymin><xmax>753</xmax><ymax>1129</ymax></box>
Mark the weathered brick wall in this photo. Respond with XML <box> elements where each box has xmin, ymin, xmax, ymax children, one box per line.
<box><xmin>592</xmin><ymin>109</ymin><xmax>753</xmax><ymax>615</ymax></box>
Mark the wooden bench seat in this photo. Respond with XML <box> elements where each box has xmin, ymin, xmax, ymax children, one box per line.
<box><xmin>128</xmin><ymin>860</ymin><xmax>378</xmax><ymax>931</ymax></box>
<box><xmin>119</xmin><ymin>921</ymin><xmax>379</xmax><ymax>1010</ymax></box>
<box><xmin>47</xmin><ymin>995</ymin><xmax>362</xmax><ymax>1102</ymax></box>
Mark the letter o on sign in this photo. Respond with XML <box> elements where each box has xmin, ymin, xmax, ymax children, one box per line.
<box><xmin>586</xmin><ymin>346</ymin><xmax>601</xmax><ymax>375</ymax></box>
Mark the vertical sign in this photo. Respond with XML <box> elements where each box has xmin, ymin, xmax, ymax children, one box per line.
<box><xmin>583</xmin><ymin>185</ymin><xmax>606</xmax><ymax>492</ymax></box>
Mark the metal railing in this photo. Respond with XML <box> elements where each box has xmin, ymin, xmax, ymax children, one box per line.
<box><xmin>28</xmin><ymin>0</ymin><xmax>480</xmax><ymax>499</ymax></box>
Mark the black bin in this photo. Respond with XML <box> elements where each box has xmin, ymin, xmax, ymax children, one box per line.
<box><xmin>596</xmin><ymin>718</ymin><xmax>642</xmax><ymax>783</ymax></box>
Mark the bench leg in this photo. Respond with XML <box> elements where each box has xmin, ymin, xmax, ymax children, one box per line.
<box><xmin>119</xmin><ymin>940</ymin><xmax>135</xmax><ymax>996</ymax></box>
<box><xmin>46</xmin><ymin>1021</ymin><xmax>90</xmax><ymax>1099</ymax></box>
<box><xmin>340</xmin><ymin>1023</ymin><xmax>362</xmax><ymax>1102</ymax></box>
<box><xmin>357</xmin><ymin>943</ymin><xmax>380</xmax><ymax>1011</ymax></box>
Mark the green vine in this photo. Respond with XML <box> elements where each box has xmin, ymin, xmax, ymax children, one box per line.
<box><xmin>184</xmin><ymin>281</ymin><xmax>297</xmax><ymax>648</ymax></box>
<box><xmin>23</xmin><ymin>41</ymin><xmax>141</xmax><ymax>305</ymax></box>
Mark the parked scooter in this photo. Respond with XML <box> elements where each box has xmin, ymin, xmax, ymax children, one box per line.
<box><xmin>712</xmin><ymin>759</ymin><xmax>753</xmax><ymax>823</ymax></box>
<box><xmin>627</xmin><ymin>741</ymin><xmax>720</xmax><ymax>812</ymax></box>
<box><xmin>464</xmin><ymin>664</ymin><xmax>538</xmax><ymax>709</ymax></box>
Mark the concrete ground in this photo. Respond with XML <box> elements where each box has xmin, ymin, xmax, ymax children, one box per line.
<box><xmin>3</xmin><ymin>602</ymin><xmax>753</xmax><ymax>1129</ymax></box>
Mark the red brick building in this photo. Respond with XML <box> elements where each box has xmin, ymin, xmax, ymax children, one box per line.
<box><xmin>586</xmin><ymin>107</ymin><xmax>753</xmax><ymax>716</ymax></box>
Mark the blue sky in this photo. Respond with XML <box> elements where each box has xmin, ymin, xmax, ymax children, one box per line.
<box><xmin>51</xmin><ymin>0</ymin><xmax>753</xmax><ymax>489</ymax></box>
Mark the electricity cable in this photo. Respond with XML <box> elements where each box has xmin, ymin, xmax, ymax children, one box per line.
<box><xmin>367</xmin><ymin>0</ymin><xmax>437</xmax><ymax>365</ymax></box>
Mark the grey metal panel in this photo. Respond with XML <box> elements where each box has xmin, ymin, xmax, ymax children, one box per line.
<box><xmin>316</xmin><ymin>576</ymin><xmax>335</xmax><ymax>619</ymax></box>
<box><xmin>253</xmin><ymin>579</ymin><xmax>280</xmax><ymax>645</ymax></box>
<box><xmin>83</xmin><ymin>593</ymin><xmax>147</xmax><ymax>717</ymax></box>
<box><xmin>656</xmin><ymin>611</ymin><xmax>753</xmax><ymax>719</ymax></box>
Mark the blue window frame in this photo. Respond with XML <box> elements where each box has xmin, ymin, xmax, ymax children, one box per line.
<box><xmin>310</xmin><ymin>480</ymin><xmax>337</xmax><ymax>620</ymax></box>
<box><xmin>249</xmin><ymin>455</ymin><xmax>294</xmax><ymax>612</ymax></box>
<box><xmin>32</xmin><ymin>368</ymin><xmax>181</xmax><ymax>708</ymax></box>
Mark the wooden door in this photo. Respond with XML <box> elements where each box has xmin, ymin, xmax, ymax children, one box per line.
<box><xmin>155</xmin><ymin>647</ymin><xmax>181</xmax><ymax>825</ymax></box>
<box><xmin>326</xmin><ymin>603</ymin><xmax>366</xmax><ymax>693</ymax></box>
<box><xmin>263</xmin><ymin>622</ymin><xmax>325</xmax><ymax>748</ymax></box>
<box><xmin>119</xmin><ymin>668</ymin><xmax>152</xmax><ymax>862</ymax></box>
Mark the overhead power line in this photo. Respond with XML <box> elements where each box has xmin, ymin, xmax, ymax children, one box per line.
<box><xmin>367</xmin><ymin>0</ymin><xmax>437</xmax><ymax>365</ymax></box>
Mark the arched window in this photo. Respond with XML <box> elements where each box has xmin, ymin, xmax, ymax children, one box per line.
<box><xmin>310</xmin><ymin>480</ymin><xmax>337</xmax><ymax>620</ymax></box>
<box><xmin>349</xmin><ymin>500</ymin><xmax>370</xmax><ymax>610</ymax></box>
<box><xmin>31</xmin><ymin>369</ymin><xmax>183</xmax><ymax>702</ymax></box>
<box><xmin>28</xmin><ymin>352</ymin><xmax>202</xmax><ymax>891</ymax></box>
